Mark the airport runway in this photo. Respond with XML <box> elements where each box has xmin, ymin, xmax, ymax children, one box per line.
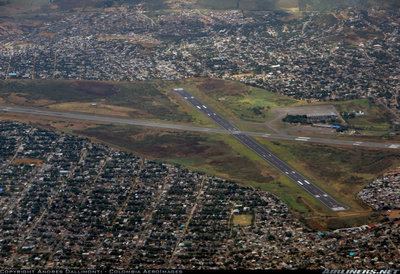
<box><xmin>172</xmin><ymin>88</ymin><xmax>349</xmax><ymax>211</ymax></box>
<box><xmin>0</xmin><ymin>106</ymin><xmax>399</xmax><ymax>151</ymax></box>
<box><xmin>2</xmin><ymin>102</ymin><xmax>400</xmax><ymax>211</ymax></box>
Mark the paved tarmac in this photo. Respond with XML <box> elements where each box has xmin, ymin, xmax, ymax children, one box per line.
<box><xmin>172</xmin><ymin>88</ymin><xmax>351</xmax><ymax>211</ymax></box>
<box><xmin>1</xmin><ymin>101</ymin><xmax>399</xmax><ymax>212</ymax></box>
<box><xmin>1</xmin><ymin>106</ymin><xmax>399</xmax><ymax>151</ymax></box>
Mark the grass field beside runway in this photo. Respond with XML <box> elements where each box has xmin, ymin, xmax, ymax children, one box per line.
<box><xmin>332</xmin><ymin>99</ymin><xmax>393</xmax><ymax>132</ymax></box>
<box><xmin>164</xmin><ymin>78</ymin><xmax>301</xmax><ymax>123</ymax></box>
<box><xmin>255</xmin><ymin>138</ymin><xmax>400</xmax><ymax>212</ymax></box>
<box><xmin>0</xmin><ymin>110</ymin><xmax>390</xmax><ymax>229</ymax></box>
<box><xmin>0</xmin><ymin>78</ymin><xmax>397</xmax><ymax>230</ymax></box>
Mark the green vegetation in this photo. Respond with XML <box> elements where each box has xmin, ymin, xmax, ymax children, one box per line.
<box><xmin>283</xmin><ymin>114</ymin><xmax>310</xmax><ymax>125</ymax></box>
<box><xmin>1</xmin><ymin>78</ymin><xmax>397</xmax><ymax>229</ymax></box>
<box><xmin>229</xmin><ymin>87</ymin><xmax>300</xmax><ymax>121</ymax></box>
<box><xmin>74</xmin><ymin>121</ymin><xmax>397</xmax><ymax>229</ymax></box>
<box><xmin>255</xmin><ymin>138</ymin><xmax>400</xmax><ymax>212</ymax></box>
<box><xmin>78</xmin><ymin>123</ymin><xmax>279</xmax><ymax>185</ymax></box>
<box><xmin>0</xmin><ymin>79</ymin><xmax>209</xmax><ymax>125</ymax></box>
<box><xmin>0</xmin><ymin>78</ymin><xmax>298</xmax><ymax>125</ymax></box>
<box><xmin>169</xmin><ymin>78</ymin><xmax>300</xmax><ymax>122</ymax></box>
<box><xmin>333</xmin><ymin>99</ymin><xmax>393</xmax><ymax>132</ymax></box>
<box><xmin>78</xmin><ymin>123</ymin><xmax>331</xmax><ymax>215</ymax></box>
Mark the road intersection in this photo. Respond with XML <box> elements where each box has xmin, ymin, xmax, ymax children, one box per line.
<box><xmin>172</xmin><ymin>88</ymin><xmax>349</xmax><ymax>211</ymax></box>
<box><xmin>1</xmin><ymin>98</ymin><xmax>400</xmax><ymax>211</ymax></box>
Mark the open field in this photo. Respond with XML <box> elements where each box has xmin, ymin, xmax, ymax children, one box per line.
<box><xmin>75</xmin><ymin>123</ymin><xmax>395</xmax><ymax>229</ymax></box>
<box><xmin>0</xmin><ymin>109</ymin><xmax>105</xmax><ymax>134</ymax></box>
<box><xmin>388</xmin><ymin>210</ymin><xmax>400</xmax><ymax>220</ymax></box>
<box><xmin>76</xmin><ymin>123</ymin><xmax>337</xmax><ymax>218</ymax></box>
<box><xmin>166</xmin><ymin>78</ymin><xmax>301</xmax><ymax>122</ymax></box>
<box><xmin>0</xmin><ymin>109</ymin><xmax>391</xmax><ymax>229</ymax></box>
<box><xmin>1</xmin><ymin>79</ymin><xmax>392</xmax><ymax>139</ymax></box>
<box><xmin>78</xmin><ymin>124</ymin><xmax>279</xmax><ymax>184</ymax></box>
<box><xmin>0</xmin><ymin>79</ymin><xmax>397</xmax><ymax>229</ymax></box>
<box><xmin>0</xmin><ymin>78</ymin><xmax>302</xmax><ymax>126</ymax></box>
<box><xmin>0</xmin><ymin>79</ymin><xmax>218</xmax><ymax>127</ymax></box>
<box><xmin>267</xmin><ymin>98</ymin><xmax>396</xmax><ymax>139</ymax></box>
<box><xmin>255</xmin><ymin>138</ymin><xmax>400</xmax><ymax>226</ymax></box>
<box><xmin>11</xmin><ymin>158</ymin><xmax>43</xmax><ymax>165</ymax></box>
<box><xmin>232</xmin><ymin>214</ymin><xmax>253</xmax><ymax>226</ymax></box>
<box><xmin>333</xmin><ymin>99</ymin><xmax>393</xmax><ymax>132</ymax></box>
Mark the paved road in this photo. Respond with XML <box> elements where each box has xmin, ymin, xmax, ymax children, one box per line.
<box><xmin>172</xmin><ymin>88</ymin><xmax>349</xmax><ymax>211</ymax></box>
<box><xmin>1</xmin><ymin>103</ymin><xmax>399</xmax><ymax>210</ymax></box>
<box><xmin>1</xmin><ymin>106</ymin><xmax>399</xmax><ymax>151</ymax></box>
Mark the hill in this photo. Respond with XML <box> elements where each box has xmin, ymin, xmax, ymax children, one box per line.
<box><xmin>1</xmin><ymin>0</ymin><xmax>399</xmax><ymax>12</ymax></box>
<box><xmin>195</xmin><ymin>0</ymin><xmax>400</xmax><ymax>11</ymax></box>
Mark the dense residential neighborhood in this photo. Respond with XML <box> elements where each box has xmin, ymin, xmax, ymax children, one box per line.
<box><xmin>0</xmin><ymin>7</ymin><xmax>399</xmax><ymax>115</ymax></box>
<box><xmin>359</xmin><ymin>167</ymin><xmax>400</xmax><ymax>211</ymax></box>
<box><xmin>0</xmin><ymin>0</ymin><xmax>400</xmax><ymax>270</ymax></box>
<box><xmin>0</xmin><ymin>121</ymin><xmax>399</xmax><ymax>269</ymax></box>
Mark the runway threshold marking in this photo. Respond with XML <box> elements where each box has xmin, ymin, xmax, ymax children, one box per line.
<box><xmin>332</xmin><ymin>207</ymin><xmax>346</xmax><ymax>211</ymax></box>
<box><xmin>295</xmin><ymin>137</ymin><xmax>311</xmax><ymax>141</ymax></box>
<box><xmin>389</xmin><ymin>144</ymin><xmax>400</xmax><ymax>149</ymax></box>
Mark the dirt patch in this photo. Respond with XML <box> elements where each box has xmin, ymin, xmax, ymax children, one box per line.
<box><xmin>0</xmin><ymin>97</ymin><xmax>5</xmax><ymax>104</ymax></box>
<box><xmin>232</xmin><ymin>214</ymin><xmax>253</xmax><ymax>226</ymax></box>
<box><xmin>80</xmin><ymin>128</ymin><xmax>214</xmax><ymax>159</ymax></box>
<box><xmin>38</xmin><ymin>32</ymin><xmax>56</xmax><ymax>36</ymax></box>
<box><xmin>70</xmin><ymin>81</ymin><xmax>118</xmax><ymax>97</ymax></box>
<box><xmin>48</xmin><ymin>102</ymin><xmax>145</xmax><ymax>118</ymax></box>
<box><xmin>305</xmin><ymin>218</ymin><xmax>326</xmax><ymax>231</ymax></box>
<box><xmin>388</xmin><ymin>210</ymin><xmax>400</xmax><ymax>220</ymax></box>
<box><xmin>31</xmin><ymin>99</ymin><xmax>56</xmax><ymax>107</ymax></box>
<box><xmin>7</xmin><ymin>94</ymin><xmax>28</xmax><ymax>104</ymax></box>
<box><xmin>209</xmin><ymin>155</ymin><xmax>275</xmax><ymax>184</ymax></box>
<box><xmin>139</xmin><ymin>133</ymin><xmax>212</xmax><ymax>158</ymax></box>
<box><xmin>12</xmin><ymin>158</ymin><xmax>43</xmax><ymax>165</ymax></box>
<box><xmin>79</xmin><ymin>125</ymin><xmax>277</xmax><ymax>184</ymax></box>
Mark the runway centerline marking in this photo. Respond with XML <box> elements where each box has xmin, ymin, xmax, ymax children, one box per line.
<box><xmin>172</xmin><ymin>88</ymin><xmax>349</xmax><ymax>212</ymax></box>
